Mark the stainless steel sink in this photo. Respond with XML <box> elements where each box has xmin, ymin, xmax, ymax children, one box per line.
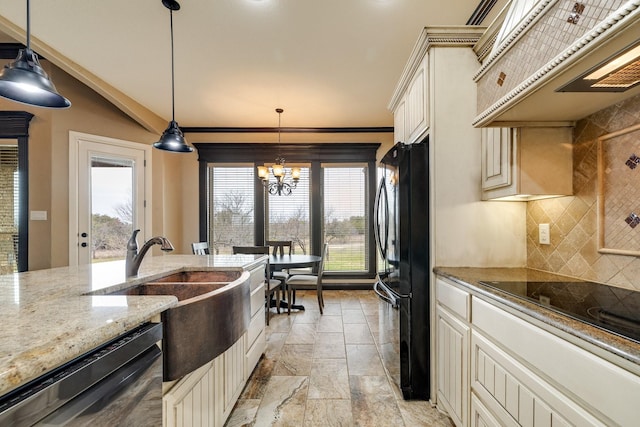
<box><xmin>110</xmin><ymin>269</ymin><xmax>251</xmax><ymax>381</ymax></box>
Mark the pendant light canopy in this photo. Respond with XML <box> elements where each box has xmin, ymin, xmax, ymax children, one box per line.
<box><xmin>0</xmin><ymin>0</ymin><xmax>70</xmax><ymax>109</ymax></box>
<box><xmin>153</xmin><ymin>0</ymin><xmax>193</xmax><ymax>153</ymax></box>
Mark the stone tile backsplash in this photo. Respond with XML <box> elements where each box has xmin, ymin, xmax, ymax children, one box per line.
<box><xmin>527</xmin><ymin>94</ymin><xmax>640</xmax><ymax>291</ymax></box>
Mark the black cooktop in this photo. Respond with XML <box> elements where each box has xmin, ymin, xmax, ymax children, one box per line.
<box><xmin>478</xmin><ymin>280</ymin><xmax>640</xmax><ymax>343</ymax></box>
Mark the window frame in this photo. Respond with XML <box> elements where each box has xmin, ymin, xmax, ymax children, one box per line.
<box><xmin>196</xmin><ymin>143</ymin><xmax>379</xmax><ymax>279</ymax></box>
<box><xmin>0</xmin><ymin>111</ymin><xmax>33</xmax><ymax>272</ymax></box>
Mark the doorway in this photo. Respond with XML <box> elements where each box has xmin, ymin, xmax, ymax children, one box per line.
<box><xmin>69</xmin><ymin>132</ymin><xmax>151</xmax><ymax>266</ymax></box>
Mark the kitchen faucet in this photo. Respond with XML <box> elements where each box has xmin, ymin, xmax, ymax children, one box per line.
<box><xmin>125</xmin><ymin>229</ymin><xmax>174</xmax><ymax>277</ymax></box>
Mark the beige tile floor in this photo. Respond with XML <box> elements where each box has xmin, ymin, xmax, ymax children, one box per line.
<box><xmin>225</xmin><ymin>290</ymin><xmax>454</xmax><ymax>427</ymax></box>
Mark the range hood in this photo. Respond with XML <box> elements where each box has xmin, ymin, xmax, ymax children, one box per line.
<box><xmin>558</xmin><ymin>40</ymin><xmax>640</xmax><ymax>92</ymax></box>
<box><xmin>473</xmin><ymin>0</ymin><xmax>640</xmax><ymax>127</ymax></box>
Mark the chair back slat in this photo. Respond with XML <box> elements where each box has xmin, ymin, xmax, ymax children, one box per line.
<box><xmin>266</xmin><ymin>240</ymin><xmax>292</xmax><ymax>256</ymax></box>
<box><xmin>191</xmin><ymin>242</ymin><xmax>209</xmax><ymax>255</ymax></box>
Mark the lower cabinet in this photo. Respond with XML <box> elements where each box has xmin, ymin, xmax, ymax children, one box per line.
<box><xmin>163</xmin><ymin>264</ymin><xmax>267</xmax><ymax>427</ymax></box>
<box><xmin>436</xmin><ymin>278</ymin><xmax>471</xmax><ymax>427</ymax></box>
<box><xmin>436</xmin><ymin>305</ymin><xmax>469</xmax><ymax>427</ymax></box>
<box><xmin>435</xmin><ymin>275</ymin><xmax>640</xmax><ymax>427</ymax></box>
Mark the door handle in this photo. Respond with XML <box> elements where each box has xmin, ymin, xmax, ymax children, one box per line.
<box><xmin>81</xmin><ymin>232</ymin><xmax>88</xmax><ymax>238</ymax></box>
<box><xmin>81</xmin><ymin>242</ymin><xmax>88</xmax><ymax>247</ymax></box>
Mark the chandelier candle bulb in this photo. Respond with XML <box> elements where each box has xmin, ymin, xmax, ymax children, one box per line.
<box><xmin>258</xmin><ymin>166</ymin><xmax>269</xmax><ymax>180</ymax></box>
<box><xmin>291</xmin><ymin>167</ymin><xmax>301</xmax><ymax>181</ymax></box>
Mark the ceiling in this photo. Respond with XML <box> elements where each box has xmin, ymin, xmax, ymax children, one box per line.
<box><xmin>0</xmin><ymin>0</ymin><xmax>500</xmax><ymax>130</ymax></box>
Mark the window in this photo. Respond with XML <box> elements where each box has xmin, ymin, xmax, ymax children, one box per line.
<box><xmin>266</xmin><ymin>167</ymin><xmax>310</xmax><ymax>254</ymax></box>
<box><xmin>323</xmin><ymin>164</ymin><xmax>369</xmax><ymax>273</ymax></box>
<box><xmin>208</xmin><ymin>164</ymin><xmax>255</xmax><ymax>254</ymax></box>
<box><xmin>0</xmin><ymin>144</ymin><xmax>18</xmax><ymax>274</ymax></box>
<box><xmin>196</xmin><ymin>142</ymin><xmax>379</xmax><ymax>280</ymax></box>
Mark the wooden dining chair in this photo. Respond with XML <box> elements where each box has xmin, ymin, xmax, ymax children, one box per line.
<box><xmin>232</xmin><ymin>245</ymin><xmax>288</xmax><ymax>322</ymax></box>
<box><xmin>191</xmin><ymin>242</ymin><xmax>210</xmax><ymax>255</ymax></box>
<box><xmin>266</xmin><ymin>240</ymin><xmax>292</xmax><ymax>282</ymax></box>
<box><xmin>266</xmin><ymin>240</ymin><xmax>292</xmax><ymax>256</ymax></box>
<box><xmin>286</xmin><ymin>243</ymin><xmax>328</xmax><ymax>314</ymax></box>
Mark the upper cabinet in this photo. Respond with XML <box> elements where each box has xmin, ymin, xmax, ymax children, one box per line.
<box><xmin>481</xmin><ymin>126</ymin><xmax>573</xmax><ymax>200</ymax></box>
<box><xmin>474</xmin><ymin>0</ymin><xmax>640</xmax><ymax>126</ymax></box>
<box><xmin>388</xmin><ymin>27</ymin><xmax>485</xmax><ymax>145</ymax></box>
<box><xmin>390</xmin><ymin>53</ymin><xmax>428</xmax><ymax>145</ymax></box>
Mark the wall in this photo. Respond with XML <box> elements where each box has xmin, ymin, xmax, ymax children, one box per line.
<box><xmin>527</xmin><ymin>94</ymin><xmax>640</xmax><ymax>291</ymax></box>
<box><xmin>0</xmin><ymin>59</ymin><xmax>192</xmax><ymax>269</ymax></box>
<box><xmin>432</xmin><ymin>46</ymin><xmax>526</xmax><ymax>268</ymax></box>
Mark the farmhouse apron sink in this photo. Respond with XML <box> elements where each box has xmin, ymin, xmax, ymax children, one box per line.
<box><xmin>110</xmin><ymin>269</ymin><xmax>251</xmax><ymax>381</ymax></box>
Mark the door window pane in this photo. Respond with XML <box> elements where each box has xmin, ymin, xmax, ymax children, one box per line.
<box><xmin>267</xmin><ymin>168</ymin><xmax>310</xmax><ymax>254</ymax></box>
<box><xmin>90</xmin><ymin>156</ymin><xmax>135</xmax><ymax>262</ymax></box>
<box><xmin>323</xmin><ymin>165</ymin><xmax>369</xmax><ymax>272</ymax></box>
<box><xmin>0</xmin><ymin>144</ymin><xmax>18</xmax><ymax>273</ymax></box>
<box><xmin>208</xmin><ymin>165</ymin><xmax>255</xmax><ymax>254</ymax></box>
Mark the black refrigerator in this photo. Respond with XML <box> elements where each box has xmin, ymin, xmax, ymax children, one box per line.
<box><xmin>373</xmin><ymin>139</ymin><xmax>430</xmax><ymax>400</ymax></box>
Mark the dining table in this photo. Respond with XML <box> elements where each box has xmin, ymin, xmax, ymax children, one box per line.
<box><xmin>269</xmin><ymin>254</ymin><xmax>322</xmax><ymax>311</ymax></box>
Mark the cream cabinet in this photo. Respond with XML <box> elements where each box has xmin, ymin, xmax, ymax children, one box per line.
<box><xmin>435</xmin><ymin>275</ymin><xmax>640</xmax><ymax>427</ymax></box>
<box><xmin>163</xmin><ymin>262</ymin><xmax>267</xmax><ymax>427</ymax></box>
<box><xmin>436</xmin><ymin>278</ymin><xmax>471</xmax><ymax>427</ymax></box>
<box><xmin>481</xmin><ymin>127</ymin><xmax>573</xmax><ymax>201</ymax></box>
<box><xmin>390</xmin><ymin>48</ymin><xmax>428</xmax><ymax>145</ymax></box>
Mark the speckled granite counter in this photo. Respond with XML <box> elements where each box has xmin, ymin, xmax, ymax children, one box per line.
<box><xmin>434</xmin><ymin>267</ymin><xmax>640</xmax><ymax>369</ymax></box>
<box><xmin>0</xmin><ymin>254</ymin><xmax>266</xmax><ymax>397</ymax></box>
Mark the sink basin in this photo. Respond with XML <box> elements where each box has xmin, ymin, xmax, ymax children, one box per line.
<box><xmin>113</xmin><ymin>270</ymin><xmax>244</xmax><ymax>301</ymax></box>
<box><xmin>110</xmin><ymin>269</ymin><xmax>251</xmax><ymax>381</ymax></box>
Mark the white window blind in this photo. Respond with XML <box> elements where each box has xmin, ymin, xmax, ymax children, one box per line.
<box><xmin>323</xmin><ymin>165</ymin><xmax>369</xmax><ymax>272</ymax></box>
<box><xmin>267</xmin><ymin>167</ymin><xmax>310</xmax><ymax>255</ymax></box>
<box><xmin>208</xmin><ymin>165</ymin><xmax>255</xmax><ymax>255</ymax></box>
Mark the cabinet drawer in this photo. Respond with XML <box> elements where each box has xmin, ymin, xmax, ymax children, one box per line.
<box><xmin>473</xmin><ymin>297</ymin><xmax>640</xmax><ymax>427</ymax></box>
<box><xmin>250</xmin><ymin>283</ymin><xmax>265</xmax><ymax>317</ymax></box>
<box><xmin>245</xmin><ymin>329</ymin><xmax>265</xmax><ymax>378</ymax></box>
<box><xmin>436</xmin><ymin>278</ymin><xmax>470</xmax><ymax>321</ymax></box>
<box><xmin>246</xmin><ymin>308</ymin><xmax>265</xmax><ymax>350</ymax></box>
<box><xmin>248</xmin><ymin>266</ymin><xmax>265</xmax><ymax>293</ymax></box>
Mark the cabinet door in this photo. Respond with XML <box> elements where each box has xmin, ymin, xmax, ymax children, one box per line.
<box><xmin>214</xmin><ymin>339</ymin><xmax>246</xmax><ymax>426</ymax></box>
<box><xmin>437</xmin><ymin>305</ymin><xmax>469</xmax><ymax>427</ymax></box>
<box><xmin>406</xmin><ymin>58</ymin><xmax>428</xmax><ymax>144</ymax></box>
<box><xmin>163</xmin><ymin>361</ymin><xmax>216</xmax><ymax>427</ymax></box>
<box><xmin>481</xmin><ymin>127</ymin><xmax>512</xmax><ymax>191</ymax></box>
<box><xmin>394</xmin><ymin>98</ymin><xmax>406</xmax><ymax>144</ymax></box>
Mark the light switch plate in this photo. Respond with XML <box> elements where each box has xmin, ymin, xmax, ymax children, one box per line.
<box><xmin>539</xmin><ymin>223</ymin><xmax>550</xmax><ymax>245</ymax></box>
<box><xmin>30</xmin><ymin>210</ymin><xmax>48</xmax><ymax>221</ymax></box>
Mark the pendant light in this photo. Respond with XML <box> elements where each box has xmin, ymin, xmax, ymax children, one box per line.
<box><xmin>0</xmin><ymin>0</ymin><xmax>70</xmax><ymax>108</ymax></box>
<box><xmin>257</xmin><ymin>108</ymin><xmax>301</xmax><ymax>196</ymax></box>
<box><xmin>153</xmin><ymin>0</ymin><xmax>193</xmax><ymax>153</ymax></box>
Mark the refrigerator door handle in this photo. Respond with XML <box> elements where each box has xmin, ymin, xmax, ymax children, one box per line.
<box><xmin>373</xmin><ymin>177</ymin><xmax>389</xmax><ymax>260</ymax></box>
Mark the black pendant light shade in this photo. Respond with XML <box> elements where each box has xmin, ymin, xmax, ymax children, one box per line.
<box><xmin>153</xmin><ymin>0</ymin><xmax>193</xmax><ymax>153</ymax></box>
<box><xmin>0</xmin><ymin>1</ymin><xmax>70</xmax><ymax>108</ymax></box>
<box><xmin>153</xmin><ymin>120</ymin><xmax>192</xmax><ymax>152</ymax></box>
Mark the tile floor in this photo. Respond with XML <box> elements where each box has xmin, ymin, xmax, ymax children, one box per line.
<box><xmin>225</xmin><ymin>290</ymin><xmax>454</xmax><ymax>427</ymax></box>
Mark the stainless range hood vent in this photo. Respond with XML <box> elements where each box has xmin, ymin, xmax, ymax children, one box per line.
<box><xmin>558</xmin><ymin>41</ymin><xmax>640</xmax><ymax>92</ymax></box>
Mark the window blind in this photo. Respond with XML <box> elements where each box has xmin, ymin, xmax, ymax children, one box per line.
<box><xmin>322</xmin><ymin>165</ymin><xmax>369</xmax><ymax>272</ymax></box>
<box><xmin>208</xmin><ymin>165</ymin><xmax>255</xmax><ymax>255</ymax></box>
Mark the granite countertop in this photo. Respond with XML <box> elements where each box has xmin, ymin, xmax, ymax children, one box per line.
<box><xmin>0</xmin><ymin>254</ymin><xmax>266</xmax><ymax>397</ymax></box>
<box><xmin>434</xmin><ymin>267</ymin><xmax>640</xmax><ymax>368</ymax></box>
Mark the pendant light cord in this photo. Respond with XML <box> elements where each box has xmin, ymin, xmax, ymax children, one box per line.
<box><xmin>26</xmin><ymin>0</ymin><xmax>31</xmax><ymax>49</ymax></box>
<box><xmin>170</xmin><ymin>8</ymin><xmax>175</xmax><ymax>122</ymax></box>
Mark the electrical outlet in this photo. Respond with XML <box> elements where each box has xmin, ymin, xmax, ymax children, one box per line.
<box><xmin>539</xmin><ymin>223</ymin><xmax>550</xmax><ymax>245</ymax></box>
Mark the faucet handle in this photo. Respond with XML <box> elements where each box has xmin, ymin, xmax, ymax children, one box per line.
<box><xmin>127</xmin><ymin>229</ymin><xmax>141</xmax><ymax>251</ymax></box>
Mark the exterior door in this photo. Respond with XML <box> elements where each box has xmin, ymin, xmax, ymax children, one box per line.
<box><xmin>69</xmin><ymin>132</ymin><xmax>151</xmax><ymax>266</ymax></box>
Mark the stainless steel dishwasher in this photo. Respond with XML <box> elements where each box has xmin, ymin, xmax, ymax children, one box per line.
<box><xmin>0</xmin><ymin>322</ymin><xmax>163</xmax><ymax>426</ymax></box>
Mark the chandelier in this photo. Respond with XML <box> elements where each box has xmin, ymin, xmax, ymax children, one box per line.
<box><xmin>257</xmin><ymin>108</ymin><xmax>301</xmax><ymax>196</ymax></box>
